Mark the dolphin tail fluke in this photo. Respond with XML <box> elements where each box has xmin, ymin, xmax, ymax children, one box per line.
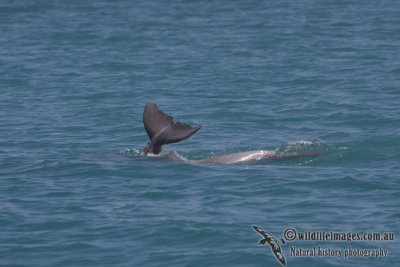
<box><xmin>142</xmin><ymin>102</ymin><xmax>201</xmax><ymax>154</ymax></box>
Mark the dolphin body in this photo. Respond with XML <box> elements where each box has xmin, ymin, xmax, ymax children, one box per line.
<box><xmin>141</xmin><ymin>102</ymin><xmax>320</xmax><ymax>164</ymax></box>
<box><xmin>165</xmin><ymin>149</ymin><xmax>319</xmax><ymax>164</ymax></box>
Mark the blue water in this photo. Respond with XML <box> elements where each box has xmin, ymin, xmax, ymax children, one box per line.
<box><xmin>1</xmin><ymin>1</ymin><xmax>399</xmax><ymax>266</ymax></box>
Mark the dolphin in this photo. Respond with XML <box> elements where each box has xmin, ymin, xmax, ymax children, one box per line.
<box><xmin>141</xmin><ymin>102</ymin><xmax>321</xmax><ymax>164</ymax></box>
<box><xmin>142</xmin><ymin>102</ymin><xmax>201</xmax><ymax>155</ymax></box>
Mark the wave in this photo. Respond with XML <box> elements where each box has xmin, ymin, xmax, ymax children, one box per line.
<box><xmin>120</xmin><ymin>139</ymin><xmax>344</xmax><ymax>165</ymax></box>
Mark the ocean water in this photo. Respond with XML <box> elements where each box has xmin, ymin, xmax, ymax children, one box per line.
<box><xmin>1</xmin><ymin>1</ymin><xmax>399</xmax><ymax>266</ymax></box>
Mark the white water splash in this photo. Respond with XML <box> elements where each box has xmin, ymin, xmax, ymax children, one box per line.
<box><xmin>119</xmin><ymin>148</ymin><xmax>141</xmax><ymax>157</ymax></box>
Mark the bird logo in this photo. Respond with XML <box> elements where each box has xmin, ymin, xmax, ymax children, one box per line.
<box><xmin>252</xmin><ymin>225</ymin><xmax>286</xmax><ymax>266</ymax></box>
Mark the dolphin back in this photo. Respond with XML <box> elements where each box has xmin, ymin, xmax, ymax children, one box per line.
<box><xmin>142</xmin><ymin>102</ymin><xmax>201</xmax><ymax>154</ymax></box>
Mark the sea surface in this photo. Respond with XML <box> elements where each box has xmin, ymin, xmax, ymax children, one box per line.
<box><xmin>1</xmin><ymin>1</ymin><xmax>399</xmax><ymax>266</ymax></box>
